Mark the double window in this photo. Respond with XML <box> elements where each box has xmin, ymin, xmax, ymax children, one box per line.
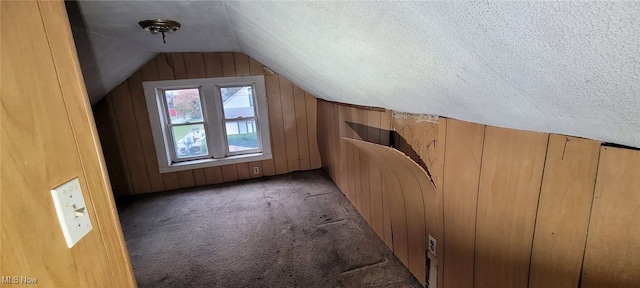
<box><xmin>143</xmin><ymin>76</ymin><xmax>271</xmax><ymax>172</ymax></box>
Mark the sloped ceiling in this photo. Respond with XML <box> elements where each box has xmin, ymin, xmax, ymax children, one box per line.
<box><xmin>74</xmin><ymin>1</ymin><xmax>640</xmax><ymax>148</ymax></box>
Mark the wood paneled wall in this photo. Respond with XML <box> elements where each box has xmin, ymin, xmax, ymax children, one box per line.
<box><xmin>93</xmin><ymin>52</ymin><xmax>321</xmax><ymax>195</ymax></box>
<box><xmin>1</xmin><ymin>1</ymin><xmax>135</xmax><ymax>286</ymax></box>
<box><xmin>317</xmin><ymin>99</ymin><xmax>640</xmax><ymax>288</ymax></box>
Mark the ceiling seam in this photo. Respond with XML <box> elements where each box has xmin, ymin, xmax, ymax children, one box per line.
<box><xmin>222</xmin><ymin>2</ymin><xmax>242</xmax><ymax>52</ymax></box>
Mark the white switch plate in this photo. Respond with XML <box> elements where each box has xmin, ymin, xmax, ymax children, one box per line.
<box><xmin>51</xmin><ymin>177</ymin><xmax>92</xmax><ymax>248</ymax></box>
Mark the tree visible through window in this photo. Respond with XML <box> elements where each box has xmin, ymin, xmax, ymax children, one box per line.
<box><xmin>143</xmin><ymin>76</ymin><xmax>272</xmax><ymax>173</ymax></box>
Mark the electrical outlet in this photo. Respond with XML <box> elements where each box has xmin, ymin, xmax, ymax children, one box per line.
<box><xmin>51</xmin><ymin>177</ymin><xmax>92</xmax><ymax>248</ymax></box>
<box><xmin>428</xmin><ymin>235</ymin><xmax>437</xmax><ymax>255</ymax></box>
<box><xmin>253</xmin><ymin>166</ymin><xmax>260</xmax><ymax>174</ymax></box>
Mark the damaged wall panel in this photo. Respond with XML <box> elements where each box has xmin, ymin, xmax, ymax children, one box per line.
<box><xmin>346</xmin><ymin>138</ymin><xmax>434</xmax><ymax>285</ymax></box>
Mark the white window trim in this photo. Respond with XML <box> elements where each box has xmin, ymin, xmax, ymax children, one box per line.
<box><xmin>143</xmin><ymin>75</ymin><xmax>272</xmax><ymax>173</ymax></box>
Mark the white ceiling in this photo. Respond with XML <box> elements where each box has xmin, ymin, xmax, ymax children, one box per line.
<box><xmin>74</xmin><ymin>1</ymin><xmax>640</xmax><ymax>148</ymax></box>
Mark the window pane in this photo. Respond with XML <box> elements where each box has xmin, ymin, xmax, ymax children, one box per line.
<box><xmin>220</xmin><ymin>86</ymin><xmax>255</xmax><ymax>119</ymax></box>
<box><xmin>165</xmin><ymin>88</ymin><xmax>203</xmax><ymax>124</ymax></box>
<box><xmin>172</xmin><ymin>124</ymin><xmax>208</xmax><ymax>158</ymax></box>
<box><xmin>225</xmin><ymin>119</ymin><xmax>259</xmax><ymax>152</ymax></box>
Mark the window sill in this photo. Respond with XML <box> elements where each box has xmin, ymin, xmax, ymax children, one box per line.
<box><xmin>159</xmin><ymin>152</ymin><xmax>272</xmax><ymax>173</ymax></box>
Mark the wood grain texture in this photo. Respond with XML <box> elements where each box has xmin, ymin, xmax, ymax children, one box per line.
<box><xmin>204</xmin><ymin>167</ymin><xmax>224</xmax><ymax>185</ymax></box>
<box><xmin>137</xmin><ymin>58</ymin><xmax>165</xmax><ymax>192</ymax></box>
<box><xmin>280</xmin><ymin>76</ymin><xmax>301</xmax><ymax>172</ymax></box>
<box><xmin>305</xmin><ymin>92</ymin><xmax>322</xmax><ymax>169</ymax></box>
<box><xmin>581</xmin><ymin>146</ymin><xmax>640</xmax><ymax>288</ymax></box>
<box><xmin>193</xmin><ymin>168</ymin><xmax>207</xmax><ymax>186</ymax></box>
<box><xmin>442</xmin><ymin>119</ymin><xmax>485</xmax><ymax>288</ymax></box>
<box><xmin>178</xmin><ymin>170</ymin><xmax>196</xmax><ymax>187</ymax></box>
<box><xmin>2</xmin><ymin>1</ymin><xmax>134</xmax><ymax>286</ymax></box>
<box><xmin>204</xmin><ymin>52</ymin><xmax>223</xmax><ymax>77</ymax></box>
<box><xmin>236</xmin><ymin>163</ymin><xmax>251</xmax><ymax>180</ymax></box>
<box><xmin>265</xmin><ymin>74</ymin><xmax>288</xmax><ymax>175</ymax></box>
<box><xmin>294</xmin><ymin>85</ymin><xmax>311</xmax><ymax>170</ymax></box>
<box><xmin>474</xmin><ymin>127</ymin><xmax>548</xmax><ymax>288</ymax></box>
<box><xmin>528</xmin><ymin>135</ymin><xmax>600</xmax><ymax>288</ymax></box>
<box><xmin>347</xmin><ymin>138</ymin><xmax>430</xmax><ymax>285</ymax></box>
<box><xmin>109</xmin><ymin>82</ymin><xmax>152</xmax><ymax>194</ymax></box>
<box><xmin>221</xmin><ymin>164</ymin><xmax>239</xmax><ymax>182</ymax></box>
<box><xmin>435</xmin><ymin>117</ymin><xmax>446</xmax><ymax>288</ymax></box>
<box><xmin>94</xmin><ymin>52</ymin><xmax>320</xmax><ymax>194</ymax></box>
<box><xmin>93</xmin><ymin>99</ymin><xmax>131</xmax><ymax>196</ymax></box>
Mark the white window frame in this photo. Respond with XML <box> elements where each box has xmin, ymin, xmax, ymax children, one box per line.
<box><xmin>143</xmin><ymin>75</ymin><xmax>272</xmax><ymax>173</ymax></box>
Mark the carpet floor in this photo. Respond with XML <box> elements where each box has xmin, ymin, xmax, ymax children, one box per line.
<box><xmin>117</xmin><ymin>169</ymin><xmax>422</xmax><ymax>288</ymax></box>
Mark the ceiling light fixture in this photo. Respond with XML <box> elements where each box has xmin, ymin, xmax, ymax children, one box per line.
<box><xmin>138</xmin><ymin>19</ymin><xmax>181</xmax><ymax>44</ymax></box>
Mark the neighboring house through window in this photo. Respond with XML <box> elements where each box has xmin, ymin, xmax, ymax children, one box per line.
<box><xmin>143</xmin><ymin>75</ymin><xmax>272</xmax><ymax>172</ymax></box>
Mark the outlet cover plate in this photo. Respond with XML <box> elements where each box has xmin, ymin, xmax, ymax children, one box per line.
<box><xmin>51</xmin><ymin>177</ymin><xmax>92</xmax><ymax>248</ymax></box>
<box><xmin>428</xmin><ymin>234</ymin><xmax>437</xmax><ymax>255</ymax></box>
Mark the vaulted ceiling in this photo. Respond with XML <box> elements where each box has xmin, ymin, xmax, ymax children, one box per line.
<box><xmin>72</xmin><ymin>1</ymin><xmax>640</xmax><ymax>148</ymax></box>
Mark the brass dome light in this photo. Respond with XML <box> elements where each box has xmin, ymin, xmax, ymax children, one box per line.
<box><xmin>139</xmin><ymin>19</ymin><xmax>181</xmax><ymax>44</ymax></box>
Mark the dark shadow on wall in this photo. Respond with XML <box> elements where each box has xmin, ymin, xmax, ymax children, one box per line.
<box><xmin>345</xmin><ymin>121</ymin><xmax>435</xmax><ymax>185</ymax></box>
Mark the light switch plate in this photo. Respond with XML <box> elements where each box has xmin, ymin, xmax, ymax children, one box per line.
<box><xmin>51</xmin><ymin>177</ymin><xmax>92</xmax><ymax>248</ymax></box>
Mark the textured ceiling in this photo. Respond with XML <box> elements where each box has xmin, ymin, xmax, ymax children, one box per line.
<box><xmin>74</xmin><ymin>1</ymin><xmax>640</xmax><ymax>148</ymax></box>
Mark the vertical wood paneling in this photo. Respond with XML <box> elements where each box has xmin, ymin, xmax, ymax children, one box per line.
<box><xmin>137</xmin><ymin>58</ymin><xmax>165</xmax><ymax>192</ymax></box>
<box><xmin>192</xmin><ymin>168</ymin><xmax>207</xmax><ymax>187</ymax></box>
<box><xmin>435</xmin><ymin>117</ymin><xmax>447</xmax><ymax>288</ymax></box>
<box><xmin>170</xmin><ymin>53</ymin><xmax>187</xmax><ymax>79</ymax></box>
<box><xmin>266</xmin><ymin>74</ymin><xmax>288</xmax><ymax>175</ymax></box>
<box><xmin>96</xmin><ymin>52</ymin><xmax>320</xmax><ymax>194</ymax></box>
<box><xmin>581</xmin><ymin>146</ymin><xmax>640</xmax><ymax>288</ymax></box>
<box><xmin>305</xmin><ymin>92</ymin><xmax>321</xmax><ymax>169</ymax></box>
<box><xmin>294</xmin><ymin>86</ymin><xmax>311</xmax><ymax>170</ymax></box>
<box><xmin>204</xmin><ymin>166</ymin><xmax>224</xmax><ymax>185</ymax></box>
<box><xmin>360</xmin><ymin>150</ymin><xmax>371</xmax><ymax>224</ymax></box>
<box><xmin>177</xmin><ymin>170</ymin><xmax>196</xmax><ymax>187</ymax></box>
<box><xmin>280</xmin><ymin>76</ymin><xmax>300</xmax><ymax>172</ymax></box>
<box><xmin>236</xmin><ymin>163</ymin><xmax>251</xmax><ymax>180</ymax></box>
<box><xmin>528</xmin><ymin>135</ymin><xmax>600</xmax><ymax>288</ymax></box>
<box><xmin>203</xmin><ymin>53</ymin><xmax>223</xmax><ymax>77</ymax></box>
<box><xmin>474</xmin><ymin>127</ymin><xmax>548</xmax><ymax>288</ymax></box>
<box><xmin>233</xmin><ymin>52</ymin><xmax>251</xmax><ymax>76</ymax></box>
<box><xmin>220</xmin><ymin>52</ymin><xmax>235</xmax><ymax>77</ymax></box>
<box><xmin>249</xmin><ymin>56</ymin><xmax>265</xmax><ymax>76</ymax></box>
<box><xmin>347</xmin><ymin>138</ymin><xmax>429</xmax><ymax>284</ymax></box>
<box><xmin>109</xmin><ymin>82</ymin><xmax>152</xmax><ymax>194</ymax></box>
<box><xmin>2</xmin><ymin>1</ymin><xmax>134</xmax><ymax>285</ymax></box>
<box><xmin>93</xmin><ymin>99</ymin><xmax>131</xmax><ymax>196</ymax></box>
<box><xmin>353</xmin><ymin>108</ymin><xmax>363</xmax><ymax>212</ymax></box>
<box><xmin>442</xmin><ymin>119</ymin><xmax>485</xmax><ymax>288</ymax></box>
<box><xmin>221</xmin><ymin>164</ymin><xmax>239</xmax><ymax>182</ymax></box>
